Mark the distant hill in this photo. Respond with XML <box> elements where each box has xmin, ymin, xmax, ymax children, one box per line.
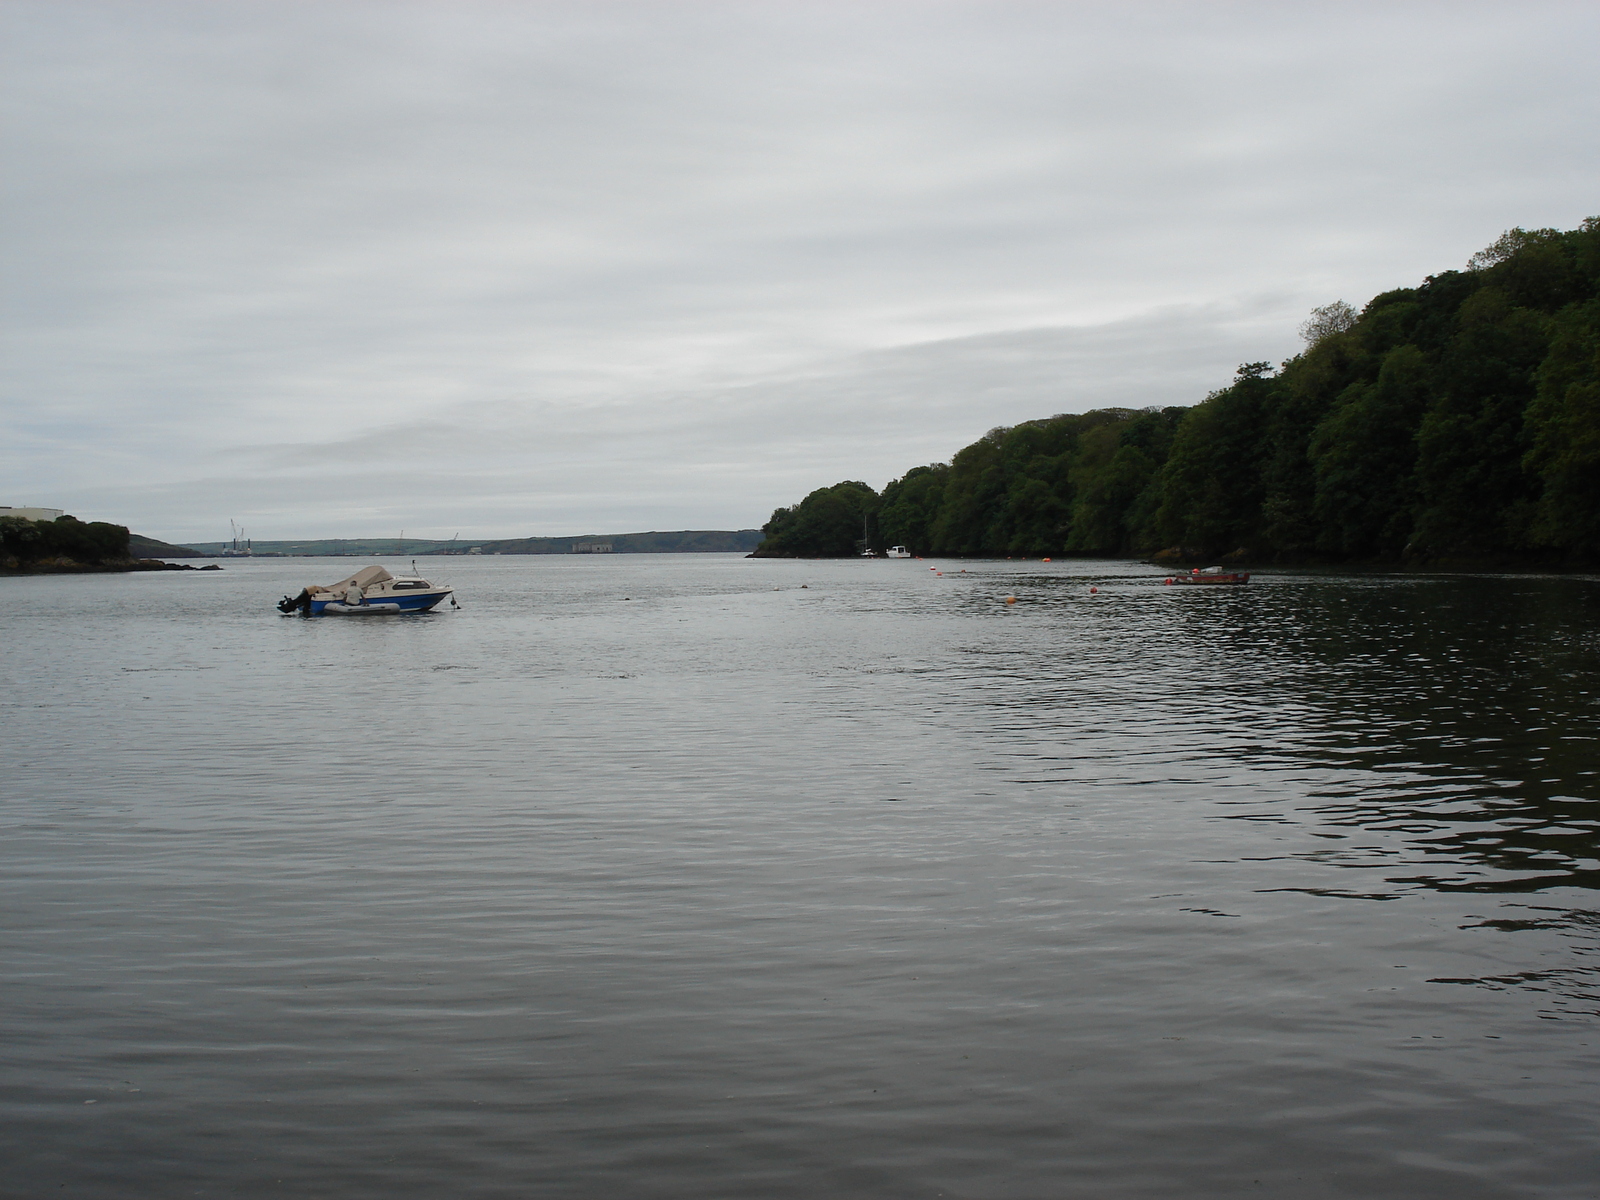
<box><xmin>466</xmin><ymin>529</ymin><xmax>764</xmax><ymax>555</ymax></box>
<box><xmin>129</xmin><ymin>533</ymin><xmax>203</xmax><ymax>558</ymax></box>
<box><xmin>185</xmin><ymin>538</ymin><xmax>452</xmax><ymax>556</ymax></box>
<box><xmin>184</xmin><ymin>530</ymin><xmax>765</xmax><ymax>556</ymax></box>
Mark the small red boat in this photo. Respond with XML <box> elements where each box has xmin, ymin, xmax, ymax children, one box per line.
<box><xmin>1164</xmin><ymin>566</ymin><xmax>1249</xmax><ymax>585</ymax></box>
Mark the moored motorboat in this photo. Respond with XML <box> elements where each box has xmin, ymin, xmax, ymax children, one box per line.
<box><xmin>885</xmin><ymin>545</ymin><xmax>912</xmax><ymax>558</ymax></box>
<box><xmin>277</xmin><ymin>565</ymin><xmax>454</xmax><ymax>615</ymax></box>
<box><xmin>1164</xmin><ymin>566</ymin><xmax>1250</xmax><ymax>585</ymax></box>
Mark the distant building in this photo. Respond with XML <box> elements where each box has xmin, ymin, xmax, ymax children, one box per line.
<box><xmin>572</xmin><ymin>542</ymin><xmax>614</xmax><ymax>553</ymax></box>
<box><xmin>468</xmin><ymin>546</ymin><xmax>483</xmax><ymax>554</ymax></box>
<box><xmin>0</xmin><ymin>506</ymin><xmax>65</xmax><ymax>522</ymax></box>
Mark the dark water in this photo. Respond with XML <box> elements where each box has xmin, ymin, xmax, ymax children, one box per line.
<box><xmin>3</xmin><ymin>555</ymin><xmax>1598</xmax><ymax>1199</ymax></box>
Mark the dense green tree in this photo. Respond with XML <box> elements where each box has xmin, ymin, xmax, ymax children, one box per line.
<box><xmin>756</xmin><ymin>481</ymin><xmax>879</xmax><ymax>556</ymax></box>
<box><xmin>1</xmin><ymin>515</ymin><xmax>130</xmax><ymax>566</ymax></box>
<box><xmin>1141</xmin><ymin>364</ymin><xmax>1276</xmax><ymax>554</ymax></box>
<box><xmin>877</xmin><ymin>464</ymin><xmax>949</xmax><ymax>554</ymax></box>
<box><xmin>759</xmin><ymin>218</ymin><xmax>1600</xmax><ymax>565</ymax></box>
<box><xmin>1410</xmin><ymin>287</ymin><xmax>1547</xmax><ymax>554</ymax></box>
<box><xmin>1062</xmin><ymin>417</ymin><xmax>1166</xmax><ymax>553</ymax></box>
<box><xmin>1260</xmin><ymin>335</ymin><xmax>1360</xmax><ymax>554</ymax></box>
<box><xmin>1523</xmin><ymin>298</ymin><xmax>1600</xmax><ymax>555</ymax></box>
<box><xmin>1307</xmin><ymin>343</ymin><xmax>1431</xmax><ymax>557</ymax></box>
<box><xmin>929</xmin><ymin>428</ymin><xmax>1008</xmax><ymax>554</ymax></box>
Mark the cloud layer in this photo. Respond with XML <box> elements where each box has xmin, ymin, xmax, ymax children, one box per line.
<box><xmin>4</xmin><ymin>1</ymin><xmax>1598</xmax><ymax>540</ymax></box>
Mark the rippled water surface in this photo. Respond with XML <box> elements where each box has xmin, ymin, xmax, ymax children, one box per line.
<box><xmin>4</xmin><ymin>555</ymin><xmax>1599</xmax><ymax>1199</ymax></box>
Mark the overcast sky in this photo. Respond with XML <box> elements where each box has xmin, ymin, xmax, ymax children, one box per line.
<box><xmin>4</xmin><ymin>1</ymin><xmax>1597</xmax><ymax>542</ymax></box>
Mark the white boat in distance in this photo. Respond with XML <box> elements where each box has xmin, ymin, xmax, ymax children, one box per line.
<box><xmin>277</xmin><ymin>565</ymin><xmax>454</xmax><ymax>616</ymax></box>
<box><xmin>885</xmin><ymin>546</ymin><xmax>912</xmax><ymax>558</ymax></box>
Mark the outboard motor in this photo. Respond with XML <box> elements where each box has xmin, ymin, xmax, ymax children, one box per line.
<box><xmin>277</xmin><ymin>589</ymin><xmax>313</xmax><ymax>615</ymax></box>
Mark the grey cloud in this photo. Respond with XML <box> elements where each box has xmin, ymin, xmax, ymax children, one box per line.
<box><xmin>61</xmin><ymin>301</ymin><xmax>1297</xmax><ymax>539</ymax></box>
<box><xmin>3</xmin><ymin>1</ymin><xmax>1598</xmax><ymax>539</ymax></box>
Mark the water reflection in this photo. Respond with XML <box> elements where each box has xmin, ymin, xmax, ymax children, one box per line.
<box><xmin>1248</xmin><ymin>579</ymin><xmax>1596</xmax><ymax>885</ymax></box>
<box><xmin>1164</xmin><ymin>574</ymin><xmax>1600</xmax><ymax>1013</ymax></box>
<box><xmin>936</xmin><ymin>569</ymin><xmax>1600</xmax><ymax>1016</ymax></box>
<box><xmin>5</xmin><ymin>558</ymin><xmax>1600</xmax><ymax>1197</ymax></box>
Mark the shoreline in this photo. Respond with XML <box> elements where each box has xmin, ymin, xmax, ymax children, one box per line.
<box><xmin>0</xmin><ymin>558</ymin><xmax>223</xmax><ymax>576</ymax></box>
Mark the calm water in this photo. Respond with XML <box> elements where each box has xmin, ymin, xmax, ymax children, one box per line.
<box><xmin>3</xmin><ymin>555</ymin><xmax>1598</xmax><ymax>1199</ymax></box>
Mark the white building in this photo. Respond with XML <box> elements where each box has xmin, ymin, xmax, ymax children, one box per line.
<box><xmin>0</xmin><ymin>506</ymin><xmax>65</xmax><ymax>522</ymax></box>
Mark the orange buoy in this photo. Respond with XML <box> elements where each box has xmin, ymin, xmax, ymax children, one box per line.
<box><xmin>1089</xmin><ymin>586</ymin><xmax>1098</xmax><ymax>594</ymax></box>
<box><xmin>1043</xmin><ymin>557</ymin><xmax>1051</xmax><ymax>562</ymax></box>
<box><xmin>1005</xmin><ymin>595</ymin><xmax>1016</xmax><ymax>604</ymax></box>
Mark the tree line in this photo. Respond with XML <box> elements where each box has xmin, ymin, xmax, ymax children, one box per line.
<box><xmin>756</xmin><ymin>218</ymin><xmax>1600</xmax><ymax>564</ymax></box>
<box><xmin>1</xmin><ymin>514</ymin><xmax>131</xmax><ymax>568</ymax></box>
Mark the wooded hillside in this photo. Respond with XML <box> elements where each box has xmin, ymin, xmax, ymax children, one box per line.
<box><xmin>1</xmin><ymin>514</ymin><xmax>131</xmax><ymax>568</ymax></box>
<box><xmin>757</xmin><ymin>219</ymin><xmax>1600</xmax><ymax>564</ymax></box>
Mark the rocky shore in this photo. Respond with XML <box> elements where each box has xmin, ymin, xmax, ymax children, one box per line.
<box><xmin>1</xmin><ymin>556</ymin><xmax>221</xmax><ymax>575</ymax></box>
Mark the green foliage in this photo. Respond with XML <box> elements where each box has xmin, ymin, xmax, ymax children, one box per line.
<box><xmin>878</xmin><ymin>465</ymin><xmax>950</xmax><ymax>554</ymax></box>
<box><xmin>756</xmin><ymin>481</ymin><xmax>880</xmax><ymax>556</ymax></box>
<box><xmin>1300</xmin><ymin>301</ymin><xmax>1358</xmax><ymax>345</ymax></box>
<box><xmin>1148</xmin><ymin>367</ymin><xmax>1276</xmax><ymax>552</ymax></box>
<box><xmin>760</xmin><ymin>217</ymin><xmax>1600</xmax><ymax>563</ymax></box>
<box><xmin>1</xmin><ymin>515</ymin><xmax>130</xmax><ymax>566</ymax></box>
<box><xmin>1308</xmin><ymin>344</ymin><xmax>1430</xmax><ymax>556</ymax></box>
<box><xmin>1523</xmin><ymin>297</ymin><xmax>1600</xmax><ymax>555</ymax></box>
<box><xmin>1410</xmin><ymin>288</ymin><xmax>1548</xmax><ymax>554</ymax></box>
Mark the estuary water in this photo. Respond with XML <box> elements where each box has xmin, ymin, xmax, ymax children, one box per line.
<box><xmin>3</xmin><ymin>554</ymin><xmax>1598</xmax><ymax>1199</ymax></box>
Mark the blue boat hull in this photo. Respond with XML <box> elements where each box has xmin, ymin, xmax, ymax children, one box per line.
<box><xmin>309</xmin><ymin>591</ymin><xmax>450</xmax><ymax>615</ymax></box>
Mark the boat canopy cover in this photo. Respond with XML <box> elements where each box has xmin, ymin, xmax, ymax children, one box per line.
<box><xmin>310</xmin><ymin>565</ymin><xmax>394</xmax><ymax>594</ymax></box>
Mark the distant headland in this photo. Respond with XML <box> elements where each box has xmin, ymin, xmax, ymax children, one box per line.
<box><xmin>1</xmin><ymin>513</ymin><xmax>215</xmax><ymax>575</ymax></box>
<box><xmin>5</xmin><ymin>519</ymin><xmax>764</xmax><ymax>572</ymax></box>
<box><xmin>183</xmin><ymin>530</ymin><xmax>764</xmax><ymax>556</ymax></box>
